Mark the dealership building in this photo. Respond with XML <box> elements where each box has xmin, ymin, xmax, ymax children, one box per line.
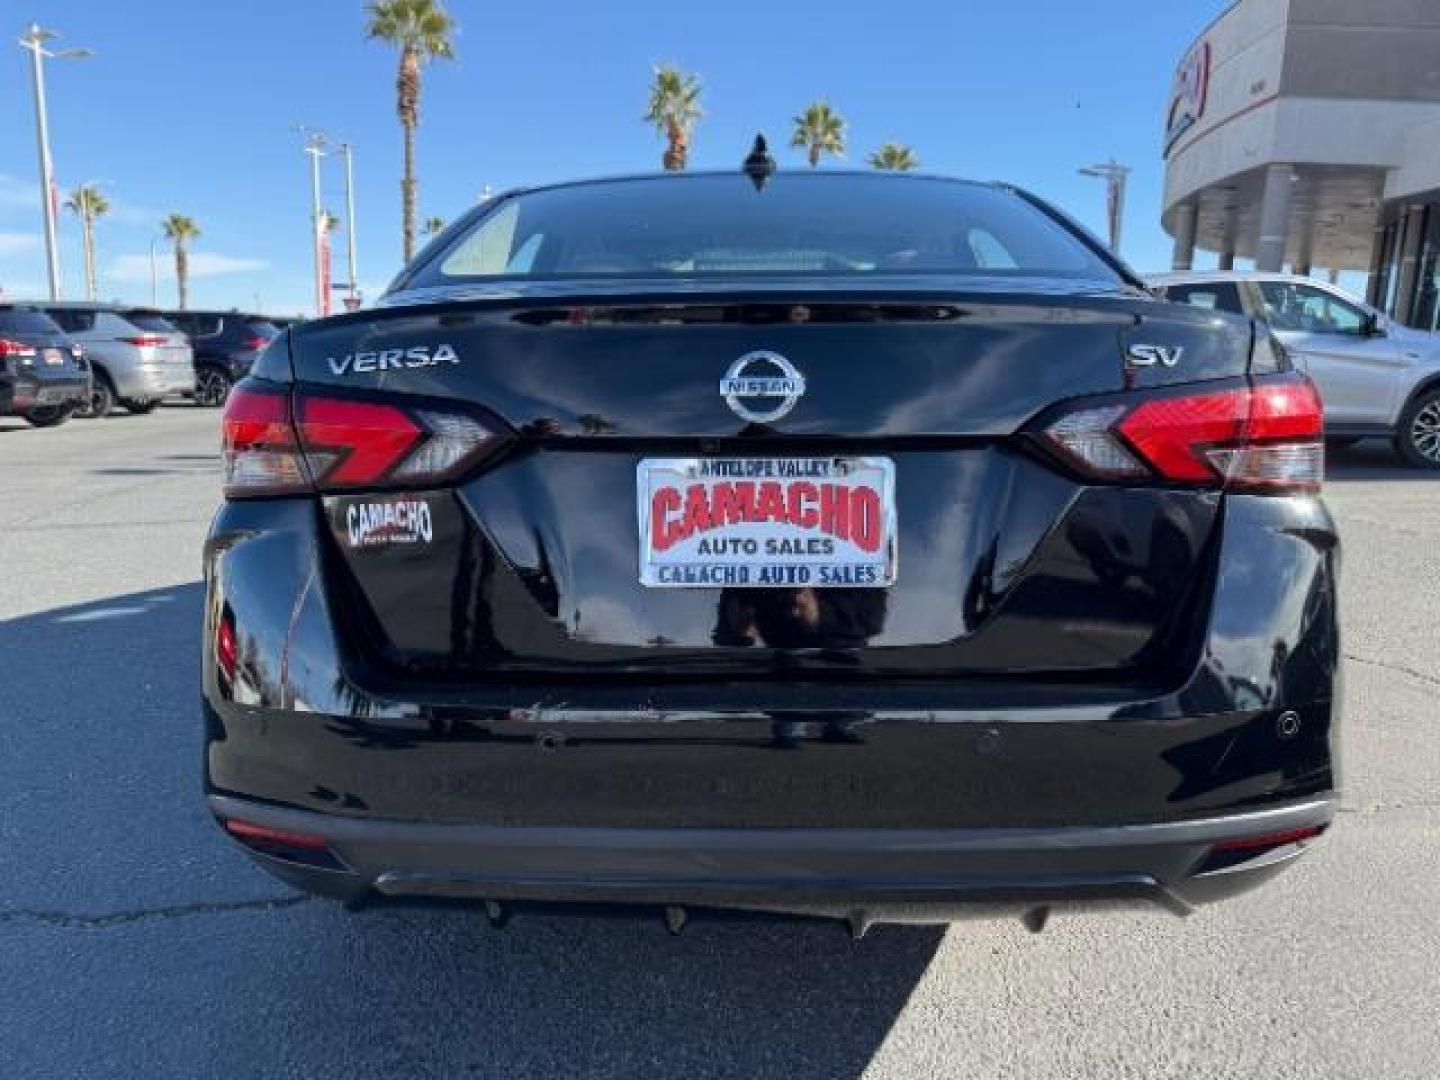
<box><xmin>1162</xmin><ymin>0</ymin><xmax>1440</xmax><ymax>327</ymax></box>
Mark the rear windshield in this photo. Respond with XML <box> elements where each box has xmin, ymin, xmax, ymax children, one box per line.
<box><xmin>243</xmin><ymin>319</ymin><xmax>279</xmax><ymax>338</ymax></box>
<box><xmin>0</xmin><ymin>306</ymin><xmax>62</xmax><ymax>334</ymax></box>
<box><xmin>407</xmin><ymin>173</ymin><xmax>1118</xmax><ymax>287</ymax></box>
<box><xmin>124</xmin><ymin>311</ymin><xmax>179</xmax><ymax>333</ymax></box>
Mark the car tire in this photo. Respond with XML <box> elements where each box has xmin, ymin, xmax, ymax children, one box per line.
<box><xmin>79</xmin><ymin>377</ymin><xmax>116</xmax><ymax>419</ymax></box>
<box><xmin>195</xmin><ymin>367</ymin><xmax>233</xmax><ymax>408</ymax></box>
<box><xmin>123</xmin><ymin>398</ymin><xmax>160</xmax><ymax>415</ymax></box>
<box><xmin>1394</xmin><ymin>386</ymin><xmax>1440</xmax><ymax>469</ymax></box>
<box><xmin>24</xmin><ymin>405</ymin><xmax>73</xmax><ymax>428</ymax></box>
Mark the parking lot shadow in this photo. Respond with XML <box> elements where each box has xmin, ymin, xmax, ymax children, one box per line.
<box><xmin>1326</xmin><ymin>439</ymin><xmax>1439</xmax><ymax>482</ymax></box>
<box><xmin>0</xmin><ymin>583</ymin><xmax>259</xmax><ymax>917</ymax></box>
<box><xmin>0</xmin><ymin>583</ymin><xmax>943</xmax><ymax>1079</ymax></box>
<box><xmin>269</xmin><ymin>904</ymin><xmax>945</xmax><ymax>1079</ymax></box>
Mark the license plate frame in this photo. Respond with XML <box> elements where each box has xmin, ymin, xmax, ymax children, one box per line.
<box><xmin>637</xmin><ymin>456</ymin><xmax>897</xmax><ymax>589</ymax></box>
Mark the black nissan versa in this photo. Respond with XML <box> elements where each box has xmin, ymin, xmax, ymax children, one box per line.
<box><xmin>203</xmin><ymin>168</ymin><xmax>1338</xmax><ymax>935</ymax></box>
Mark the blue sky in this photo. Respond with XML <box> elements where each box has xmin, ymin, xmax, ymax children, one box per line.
<box><xmin>0</xmin><ymin>0</ymin><xmax>1229</xmax><ymax>314</ymax></box>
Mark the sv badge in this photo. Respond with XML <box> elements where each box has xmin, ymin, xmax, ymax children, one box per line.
<box><xmin>1127</xmin><ymin>343</ymin><xmax>1184</xmax><ymax>369</ymax></box>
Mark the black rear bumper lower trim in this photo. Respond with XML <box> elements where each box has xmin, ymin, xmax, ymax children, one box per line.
<box><xmin>210</xmin><ymin>793</ymin><xmax>1332</xmax><ymax>852</ymax></box>
<box><xmin>208</xmin><ymin>794</ymin><xmax>1333</xmax><ymax>923</ymax></box>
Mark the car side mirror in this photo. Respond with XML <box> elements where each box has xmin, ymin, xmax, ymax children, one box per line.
<box><xmin>1364</xmin><ymin>312</ymin><xmax>1387</xmax><ymax>337</ymax></box>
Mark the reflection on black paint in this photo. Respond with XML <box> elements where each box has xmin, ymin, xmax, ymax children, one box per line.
<box><xmin>713</xmin><ymin>587</ymin><xmax>886</xmax><ymax>747</ymax></box>
<box><xmin>712</xmin><ymin>587</ymin><xmax>888</xmax><ymax>651</ymax></box>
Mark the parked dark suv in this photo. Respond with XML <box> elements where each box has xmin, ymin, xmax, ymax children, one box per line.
<box><xmin>0</xmin><ymin>304</ymin><xmax>91</xmax><ymax>427</ymax></box>
<box><xmin>165</xmin><ymin>310</ymin><xmax>280</xmax><ymax>407</ymax></box>
<box><xmin>205</xmin><ymin>171</ymin><xmax>1338</xmax><ymax>934</ymax></box>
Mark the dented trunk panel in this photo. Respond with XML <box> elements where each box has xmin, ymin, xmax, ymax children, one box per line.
<box><xmin>282</xmin><ymin>288</ymin><xmax>1252</xmax><ymax>681</ymax></box>
<box><xmin>321</xmin><ymin>459</ymin><xmax>1219</xmax><ymax>678</ymax></box>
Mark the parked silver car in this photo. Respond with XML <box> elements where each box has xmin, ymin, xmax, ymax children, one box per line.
<box><xmin>40</xmin><ymin>302</ymin><xmax>195</xmax><ymax>417</ymax></box>
<box><xmin>1151</xmin><ymin>272</ymin><xmax>1440</xmax><ymax>468</ymax></box>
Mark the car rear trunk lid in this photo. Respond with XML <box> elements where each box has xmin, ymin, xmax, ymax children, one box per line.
<box><xmin>286</xmin><ymin>286</ymin><xmax>1250</xmax><ymax>682</ymax></box>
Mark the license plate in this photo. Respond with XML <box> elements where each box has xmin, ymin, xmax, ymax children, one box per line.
<box><xmin>637</xmin><ymin>457</ymin><xmax>896</xmax><ymax>588</ymax></box>
<box><xmin>43</xmin><ymin>348</ymin><xmax>65</xmax><ymax>366</ymax></box>
<box><xmin>35</xmin><ymin>387</ymin><xmax>65</xmax><ymax>403</ymax></box>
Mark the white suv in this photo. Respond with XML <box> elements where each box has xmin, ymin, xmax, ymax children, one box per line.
<box><xmin>1151</xmin><ymin>272</ymin><xmax>1440</xmax><ymax>468</ymax></box>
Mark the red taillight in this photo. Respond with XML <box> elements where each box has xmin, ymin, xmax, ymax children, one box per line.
<box><xmin>223</xmin><ymin>819</ymin><xmax>329</xmax><ymax>851</ymax></box>
<box><xmin>1212</xmin><ymin>824</ymin><xmax>1326</xmax><ymax>853</ymax></box>
<box><xmin>215</xmin><ymin>611</ymin><xmax>238</xmax><ymax>683</ymax></box>
<box><xmin>1041</xmin><ymin>375</ymin><xmax>1324</xmax><ymax>494</ymax></box>
<box><xmin>221</xmin><ymin>385</ymin><xmax>309</xmax><ymax>496</ymax></box>
<box><xmin>221</xmin><ymin>384</ymin><xmax>498</xmax><ymax>497</ymax></box>
<box><xmin>0</xmin><ymin>338</ymin><xmax>38</xmax><ymax>358</ymax></box>
<box><xmin>1117</xmin><ymin>390</ymin><xmax>1251</xmax><ymax>483</ymax></box>
<box><xmin>123</xmin><ymin>334</ymin><xmax>169</xmax><ymax>348</ymax></box>
<box><xmin>243</xmin><ymin>335</ymin><xmax>271</xmax><ymax>351</ymax></box>
<box><xmin>297</xmin><ymin>397</ymin><xmax>424</xmax><ymax>487</ymax></box>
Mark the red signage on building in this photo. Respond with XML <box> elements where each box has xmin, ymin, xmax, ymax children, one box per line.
<box><xmin>1165</xmin><ymin>40</ymin><xmax>1211</xmax><ymax>157</ymax></box>
<box><xmin>318</xmin><ymin>222</ymin><xmax>332</xmax><ymax>317</ymax></box>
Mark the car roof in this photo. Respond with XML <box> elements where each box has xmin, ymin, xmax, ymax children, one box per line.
<box><xmin>1149</xmin><ymin>271</ymin><xmax>1379</xmax><ymax>310</ymax></box>
<box><xmin>1149</xmin><ymin>271</ymin><xmax>1326</xmax><ymax>286</ymax></box>
<box><xmin>36</xmin><ymin>300</ymin><xmax>129</xmax><ymax>310</ymax></box>
<box><xmin>164</xmin><ymin>308</ymin><xmax>259</xmax><ymax>317</ymax></box>
<box><xmin>496</xmin><ymin>168</ymin><xmax>997</xmax><ymax>201</ymax></box>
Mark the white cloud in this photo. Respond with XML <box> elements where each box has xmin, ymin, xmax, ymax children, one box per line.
<box><xmin>0</xmin><ymin>232</ymin><xmax>40</xmax><ymax>257</ymax></box>
<box><xmin>109</xmin><ymin>251</ymin><xmax>269</xmax><ymax>283</ymax></box>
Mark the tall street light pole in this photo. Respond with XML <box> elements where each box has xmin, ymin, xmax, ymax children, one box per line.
<box><xmin>303</xmin><ymin>133</ymin><xmax>327</xmax><ymax>317</ymax></box>
<box><xmin>1078</xmin><ymin>159</ymin><xmax>1132</xmax><ymax>256</ymax></box>
<box><xmin>19</xmin><ymin>24</ymin><xmax>92</xmax><ymax>301</ymax></box>
<box><xmin>148</xmin><ymin>236</ymin><xmax>159</xmax><ymax>306</ymax></box>
<box><xmin>339</xmin><ymin>143</ymin><xmax>359</xmax><ymax>308</ymax></box>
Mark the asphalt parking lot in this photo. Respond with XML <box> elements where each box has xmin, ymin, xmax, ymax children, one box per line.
<box><xmin>1</xmin><ymin>406</ymin><xmax>1436</xmax><ymax>1079</ymax></box>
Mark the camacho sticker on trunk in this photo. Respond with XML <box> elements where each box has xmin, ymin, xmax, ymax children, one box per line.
<box><xmin>344</xmin><ymin>498</ymin><xmax>434</xmax><ymax>549</ymax></box>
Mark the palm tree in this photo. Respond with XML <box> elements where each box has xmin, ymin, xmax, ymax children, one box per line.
<box><xmin>644</xmin><ymin>65</ymin><xmax>703</xmax><ymax>171</ymax></box>
<box><xmin>422</xmin><ymin>215</ymin><xmax>445</xmax><ymax>236</ymax></box>
<box><xmin>867</xmin><ymin>143</ymin><xmax>919</xmax><ymax>171</ymax></box>
<box><xmin>65</xmin><ymin>185</ymin><xmax>109</xmax><ymax>300</ymax></box>
<box><xmin>365</xmin><ymin>0</ymin><xmax>457</xmax><ymax>263</ymax></box>
<box><xmin>790</xmin><ymin>102</ymin><xmax>846</xmax><ymax>167</ymax></box>
<box><xmin>161</xmin><ymin>213</ymin><xmax>200</xmax><ymax>310</ymax></box>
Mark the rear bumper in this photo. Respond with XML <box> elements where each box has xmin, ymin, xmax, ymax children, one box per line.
<box><xmin>32</xmin><ymin>376</ymin><xmax>89</xmax><ymax>408</ymax></box>
<box><xmin>203</xmin><ymin>490</ymin><xmax>1339</xmax><ymax>922</ymax></box>
<box><xmin>0</xmin><ymin>373</ymin><xmax>86</xmax><ymax>414</ymax></box>
<box><xmin>116</xmin><ymin>363</ymin><xmax>194</xmax><ymax>399</ymax></box>
<box><xmin>0</xmin><ymin>375</ymin><xmax>33</xmax><ymax>414</ymax></box>
<box><xmin>210</xmin><ymin>792</ymin><xmax>1333</xmax><ymax>924</ymax></box>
